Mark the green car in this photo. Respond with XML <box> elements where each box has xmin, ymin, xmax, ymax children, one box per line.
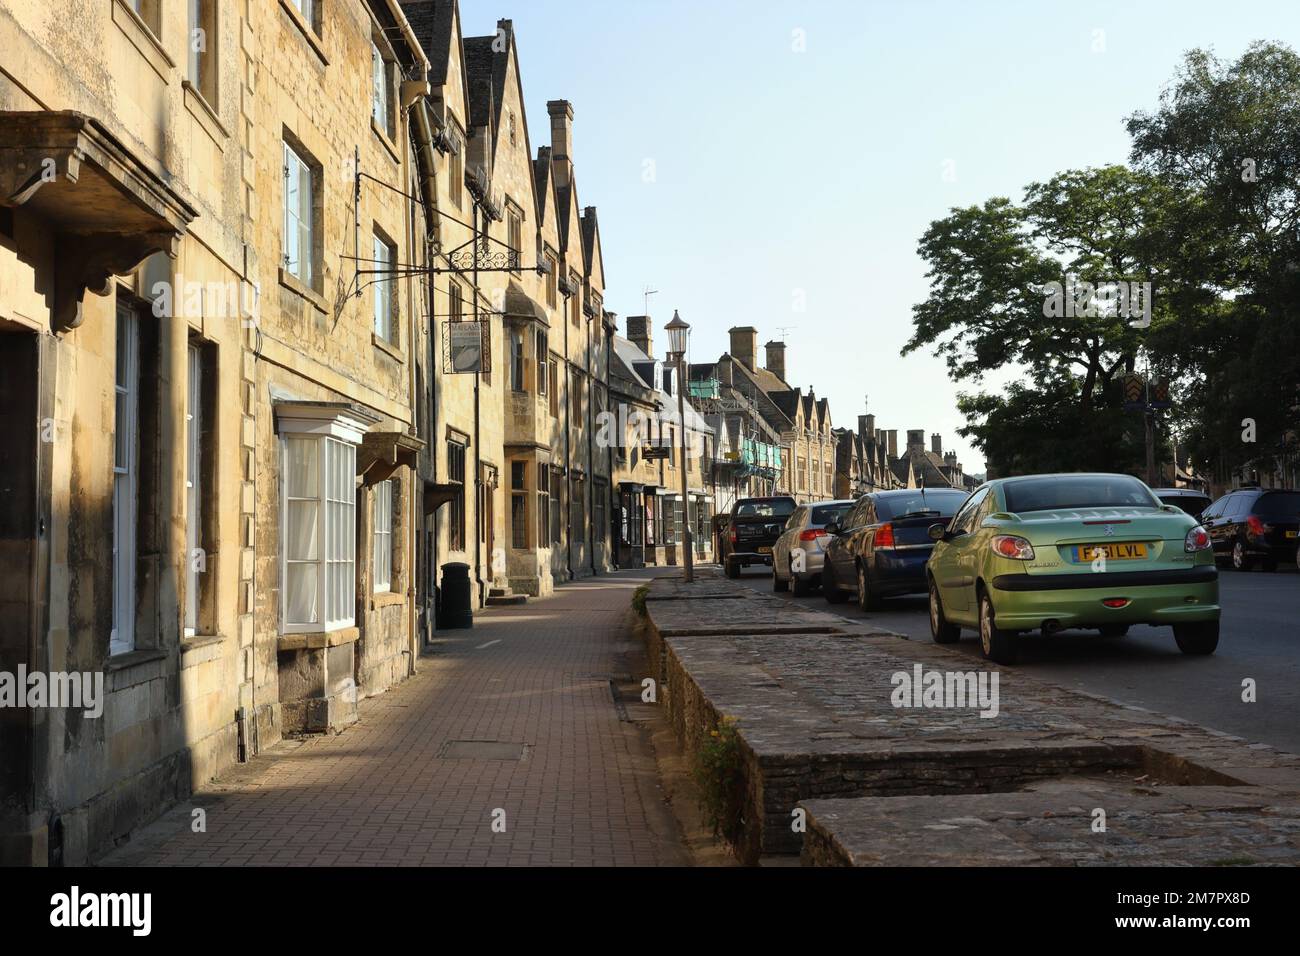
<box><xmin>926</xmin><ymin>473</ymin><xmax>1220</xmax><ymax>664</ymax></box>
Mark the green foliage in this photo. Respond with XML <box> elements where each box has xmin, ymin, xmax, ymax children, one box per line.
<box><xmin>631</xmin><ymin>584</ymin><xmax>649</xmax><ymax>617</ymax></box>
<box><xmin>907</xmin><ymin>42</ymin><xmax>1300</xmax><ymax>478</ymax></box>
<box><xmin>692</xmin><ymin>717</ymin><xmax>745</xmax><ymax>845</ymax></box>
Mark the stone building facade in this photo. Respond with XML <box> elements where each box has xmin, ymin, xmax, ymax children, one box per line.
<box><xmin>608</xmin><ymin>317</ymin><xmax>715</xmax><ymax>569</ymax></box>
<box><xmin>0</xmin><ymin>0</ymin><xmax>626</xmax><ymax>865</ymax></box>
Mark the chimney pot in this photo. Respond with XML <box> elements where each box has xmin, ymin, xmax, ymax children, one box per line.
<box><xmin>931</xmin><ymin>433</ymin><xmax>943</xmax><ymax>455</ymax></box>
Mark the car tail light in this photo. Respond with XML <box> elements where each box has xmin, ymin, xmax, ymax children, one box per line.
<box><xmin>875</xmin><ymin>523</ymin><xmax>895</xmax><ymax>548</ymax></box>
<box><xmin>1102</xmin><ymin>598</ymin><xmax>1131</xmax><ymax>608</ymax></box>
<box><xmin>799</xmin><ymin>528</ymin><xmax>827</xmax><ymax>542</ymax></box>
<box><xmin>991</xmin><ymin>535</ymin><xmax>1035</xmax><ymax>560</ymax></box>
<box><xmin>728</xmin><ymin>526</ymin><xmax>737</xmax><ymax>544</ymax></box>
<box><xmin>1246</xmin><ymin>515</ymin><xmax>1269</xmax><ymax>537</ymax></box>
<box><xmin>1184</xmin><ymin>525</ymin><xmax>1211</xmax><ymax>552</ymax></box>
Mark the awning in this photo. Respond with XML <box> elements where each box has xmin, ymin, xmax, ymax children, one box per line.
<box><xmin>359</xmin><ymin>430</ymin><xmax>425</xmax><ymax>483</ymax></box>
<box><xmin>0</xmin><ymin>111</ymin><xmax>198</xmax><ymax>331</ymax></box>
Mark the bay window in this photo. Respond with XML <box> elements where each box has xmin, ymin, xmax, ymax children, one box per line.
<box><xmin>278</xmin><ymin>404</ymin><xmax>376</xmax><ymax>633</ymax></box>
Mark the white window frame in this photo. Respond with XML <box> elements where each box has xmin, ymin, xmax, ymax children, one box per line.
<box><xmin>373</xmin><ymin>479</ymin><xmax>393</xmax><ymax>592</ymax></box>
<box><xmin>373</xmin><ymin>232</ymin><xmax>394</xmax><ymax>341</ymax></box>
<box><xmin>278</xmin><ymin>406</ymin><xmax>374</xmax><ymax>634</ymax></box>
<box><xmin>283</xmin><ymin>141</ymin><xmax>314</xmax><ymax>286</ymax></box>
<box><xmin>371</xmin><ymin>41</ymin><xmax>392</xmax><ymax>136</ymax></box>
<box><xmin>291</xmin><ymin>0</ymin><xmax>315</xmax><ymax>27</ymax></box>
<box><xmin>112</xmin><ymin>306</ymin><xmax>140</xmax><ymax>656</ymax></box>
<box><xmin>185</xmin><ymin>343</ymin><xmax>202</xmax><ymax>637</ymax></box>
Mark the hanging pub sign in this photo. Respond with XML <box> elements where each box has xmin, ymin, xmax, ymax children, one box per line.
<box><xmin>447</xmin><ymin>320</ymin><xmax>486</xmax><ymax>373</ymax></box>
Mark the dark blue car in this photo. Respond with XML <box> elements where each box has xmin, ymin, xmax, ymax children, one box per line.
<box><xmin>821</xmin><ymin>488</ymin><xmax>970</xmax><ymax>611</ymax></box>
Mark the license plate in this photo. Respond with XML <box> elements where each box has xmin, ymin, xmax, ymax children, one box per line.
<box><xmin>1287</xmin><ymin>531</ymin><xmax>1298</xmax><ymax>539</ymax></box>
<box><xmin>757</xmin><ymin>546</ymin><xmax>772</xmax><ymax>554</ymax></box>
<box><xmin>1072</xmin><ymin>542</ymin><xmax>1148</xmax><ymax>562</ymax></box>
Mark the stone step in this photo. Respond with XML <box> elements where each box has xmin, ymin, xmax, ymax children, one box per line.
<box><xmin>485</xmin><ymin>593</ymin><xmax>527</xmax><ymax>606</ymax></box>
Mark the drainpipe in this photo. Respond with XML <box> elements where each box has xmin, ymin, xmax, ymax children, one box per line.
<box><xmin>586</xmin><ymin>311</ymin><xmax>596</xmax><ymax>576</ymax></box>
<box><xmin>472</xmin><ymin>202</ymin><xmax>486</xmax><ymax>604</ymax></box>
<box><xmin>561</xmin><ymin>283</ymin><xmax>574</xmax><ymax>581</ymax></box>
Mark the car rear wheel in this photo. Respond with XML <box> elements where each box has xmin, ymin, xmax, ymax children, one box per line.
<box><xmin>856</xmin><ymin>561</ymin><xmax>884</xmax><ymax>611</ymax></box>
<box><xmin>1231</xmin><ymin>540</ymin><xmax>1254</xmax><ymax>571</ymax></box>
<box><xmin>772</xmin><ymin>565</ymin><xmax>788</xmax><ymax>592</ymax></box>
<box><xmin>822</xmin><ymin>564</ymin><xmax>849</xmax><ymax>603</ymax></box>
<box><xmin>978</xmin><ymin>591</ymin><xmax>1018</xmax><ymax>664</ymax></box>
<box><xmin>1174</xmin><ymin>620</ymin><xmax>1219</xmax><ymax>655</ymax></box>
<box><xmin>1099</xmin><ymin>625</ymin><xmax>1129</xmax><ymax>638</ymax></box>
<box><xmin>792</xmin><ymin>574</ymin><xmax>813</xmax><ymax>597</ymax></box>
<box><xmin>929</xmin><ymin>578</ymin><xmax>960</xmax><ymax>644</ymax></box>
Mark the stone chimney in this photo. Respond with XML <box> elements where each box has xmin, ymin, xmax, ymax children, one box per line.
<box><xmin>859</xmin><ymin>414</ymin><xmax>875</xmax><ymax>442</ymax></box>
<box><xmin>764</xmin><ymin>340</ymin><xmax>786</xmax><ymax>382</ymax></box>
<box><xmin>944</xmin><ymin>451</ymin><xmax>957</xmax><ymax>469</ymax></box>
<box><xmin>886</xmin><ymin>430</ymin><xmax>898</xmax><ymax>458</ymax></box>
<box><xmin>728</xmin><ymin>326</ymin><xmax>758</xmax><ymax>370</ymax></box>
<box><xmin>907</xmin><ymin>429</ymin><xmax>925</xmax><ymax>454</ymax></box>
<box><xmin>547</xmin><ymin>99</ymin><xmax>573</xmax><ymax>189</ymax></box>
<box><xmin>625</xmin><ymin>315</ymin><xmax>652</xmax><ymax>359</ymax></box>
<box><xmin>931</xmin><ymin>433</ymin><xmax>942</xmax><ymax>455</ymax></box>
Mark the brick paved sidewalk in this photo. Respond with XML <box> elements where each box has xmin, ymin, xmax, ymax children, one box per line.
<box><xmin>101</xmin><ymin>569</ymin><xmax>689</xmax><ymax>867</ymax></box>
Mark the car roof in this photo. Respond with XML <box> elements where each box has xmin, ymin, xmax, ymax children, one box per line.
<box><xmin>994</xmin><ymin>472</ymin><xmax>1144</xmax><ymax>485</ymax></box>
<box><xmin>1152</xmin><ymin>488</ymin><xmax>1209</xmax><ymax>496</ymax></box>
<box><xmin>869</xmin><ymin>487</ymin><xmax>967</xmax><ymax>497</ymax></box>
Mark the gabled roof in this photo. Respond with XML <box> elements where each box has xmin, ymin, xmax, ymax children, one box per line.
<box><xmin>581</xmin><ymin>205</ymin><xmax>605</xmax><ymax>288</ymax></box>
<box><xmin>399</xmin><ymin>0</ymin><xmax>454</xmax><ymax>84</ymax></box>
<box><xmin>611</xmin><ymin>336</ymin><xmax>713</xmax><ymax>434</ymax></box>
<box><xmin>461</xmin><ymin>35</ymin><xmax>496</xmax><ymax>129</ymax></box>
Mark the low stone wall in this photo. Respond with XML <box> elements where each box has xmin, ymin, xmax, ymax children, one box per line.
<box><xmin>641</xmin><ymin>572</ymin><xmax>1300</xmax><ymax>865</ymax></box>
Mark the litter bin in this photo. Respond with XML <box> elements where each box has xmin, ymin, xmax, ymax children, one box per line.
<box><xmin>439</xmin><ymin>561</ymin><xmax>473</xmax><ymax>629</ymax></box>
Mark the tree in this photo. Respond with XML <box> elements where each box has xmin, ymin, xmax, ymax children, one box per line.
<box><xmin>904</xmin><ymin>167</ymin><xmax>1198</xmax><ymax>474</ymax></box>
<box><xmin>1127</xmin><ymin>42</ymin><xmax>1300</xmax><ymax>480</ymax></box>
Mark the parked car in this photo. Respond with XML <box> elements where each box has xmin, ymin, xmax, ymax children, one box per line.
<box><xmin>821</xmin><ymin>488</ymin><xmax>969</xmax><ymax>610</ymax></box>
<box><xmin>772</xmin><ymin>499</ymin><xmax>855</xmax><ymax>596</ymax></box>
<box><xmin>1150</xmin><ymin>487</ymin><xmax>1212</xmax><ymax>519</ymax></box>
<box><xmin>925</xmin><ymin>473</ymin><xmax>1220</xmax><ymax>664</ymax></box>
<box><xmin>1201</xmin><ymin>486</ymin><xmax>1300</xmax><ymax>571</ymax></box>
<box><xmin>720</xmin><ymin>496</ymin><xmax>798</xmax><ymax>578</ymax></box>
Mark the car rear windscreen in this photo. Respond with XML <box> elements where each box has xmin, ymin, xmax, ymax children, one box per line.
<box><xmin>1159</xmin><ymin>495</ymin><xmax>1211</xmax><ymax>516</ymax></box>
<box><xmin>1255</xmin><ymin>491</ymin><xmax>1300</xmax><ymax>518</ymax></box>
<box><xmin>810</xmin><ymin>503</ymin><xmax>852</xmax><ymax>525</ymax></box>
<box><xmin>735</xmin><ymin>499</ymin><xmax>796</xmax><ymax>517</ymax></box>
<box><xmin>873</xmin><ymin>490</ymin><xmax>968</xmax><ymax>519</ymax></box>
<box><xmin>1004</xmin><ymin>475</ymin><xmax>1158</xmax><ymax>512</ymax></box>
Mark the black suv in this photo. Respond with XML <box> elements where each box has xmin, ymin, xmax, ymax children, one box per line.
<box><xmin>719</xmin><ymin>496</ymin><xmax>797</xmax><ymax>578</ymax></box>
<box><xmin>1201</xmin><ymin>487</ymin><xmax>1300</xmax><ymax>571</ymax></box>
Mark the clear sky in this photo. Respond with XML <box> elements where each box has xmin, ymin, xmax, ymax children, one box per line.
<box><xmin>461</xmin><ymin>0</ymin><xmax>1300</xmax><ymax>474</ymax></box>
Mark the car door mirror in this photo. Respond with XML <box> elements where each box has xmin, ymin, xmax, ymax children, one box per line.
<box><xmin>928</xmin><ymin>522</ymin><xmax>948</xmax><ymax>542</ymax></box>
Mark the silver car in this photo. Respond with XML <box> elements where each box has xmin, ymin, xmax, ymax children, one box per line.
<box><xmin>772</xmin><ymin>499</ymin><xmax>856</xmax><ymax>596</ymax></box>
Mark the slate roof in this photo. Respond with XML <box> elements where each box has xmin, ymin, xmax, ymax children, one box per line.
<box><xmin>398</xmin><ymin>0</ymin><xmax>453</xmax><ymax>84</ymax></box>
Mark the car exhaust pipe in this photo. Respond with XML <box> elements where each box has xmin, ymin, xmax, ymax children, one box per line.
<box><xmin>1041</xmin><ymin>619</ymin><xmax>1063</xmax><ymax>635</ymax></box>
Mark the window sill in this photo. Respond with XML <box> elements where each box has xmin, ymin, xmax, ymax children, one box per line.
<box><xmin>183</xmin><ymin>80</ymin><xmax>228</xmax><ymax>146</ymax></box>
<box><xmin>112</xmin><ymin>0</ymin><xmax>173</xmax><ymax>82</ymax></box>
<box><xmin>279</xmin><ymin>0</ymin><xmax>329</xmax><ymax>66</ymax></box>
<box><xmin>105</xmin><ymin>647</ymin><xmax>168</xmax><ymax>693</ymax></box>
<box><xmin>180</xmin><ymin>633</ymin><xmax>226</xmax><ymax>669</ymax></box>
<box><xmin>279</xmin><ymin>267</ymin><xmax>328</xmax><ymax>315</ymax></box>
<box><xmin>372</xmin><ymin>331</ymin><xmax>404</xmax><ymax>361</ymax></box>
<box><xmin>370</xmin><ymin>591</ymin><xmax>405</xmax><ymax>610</ymax></box>
<box><xmin>371</xmin><ymin>117</ymin><xmax>401</xmax><ymax>165</ymax></box>
<box><xmin>277</xmin><ymin>627</ymin><xmax>360</xmax><ymax>652</ymax></box>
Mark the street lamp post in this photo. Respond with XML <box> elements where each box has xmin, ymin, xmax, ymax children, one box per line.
<box><xmin>665</xmin><ymin>311</ymin><xmax>694</xmax><ymax>583</ymax></box>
